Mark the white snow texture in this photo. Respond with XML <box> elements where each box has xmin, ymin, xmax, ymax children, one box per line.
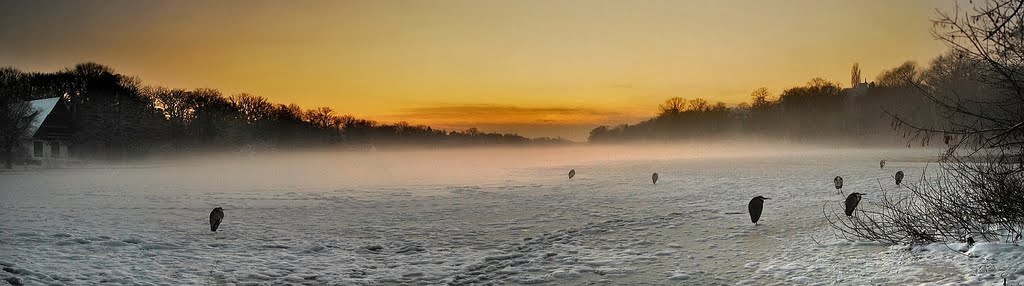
<box><xmin>1</xmin><ymin>146</ymin><xmax>1021</xmax><ymax>285</ymax></box>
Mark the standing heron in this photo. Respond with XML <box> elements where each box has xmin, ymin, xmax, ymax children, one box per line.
<box><xmin>210</xmin><ymin>207</ymin><xmax>224</xmax><ymax>232</ymax></box>
<box><xmin>895</xmin><ymin>171</ymin><xmax>905</xmax><ymax>185</ymax></box>
<box><xmin>748</xmin><ymin>196</ymin><xmax>770</xmax><ymax>225</ymax></box>
<box><xmin>568</xmin><ymin>169</ymin><xmax>576</xmax><ymax>180</ymax></box>
<box><xmin>880</xmin><ymin>160</ymin><xmax>886</xmax><ymax>169</ymax></box>
<box><xmin>652</xmin><ymin>172</ymin><xmax>659</xmax><ymax>184</ymax></box>
<box><xmin>833</xmin><ymin>176</ymin><xmax>844</xmax><ymax>194</ymax></box>
<box><xmin>844</xmin><ymin>193</ymin><xmax>864</xmax><ymax>216</ymax></box>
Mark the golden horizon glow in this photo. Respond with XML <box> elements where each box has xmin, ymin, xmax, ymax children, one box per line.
<box><xmin>0</xmin><ymin>0</ymin><xmax>957</xmax><ymax>140</ymax></box>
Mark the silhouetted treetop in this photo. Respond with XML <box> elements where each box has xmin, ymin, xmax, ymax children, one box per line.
<box><xmin>659</xmin><ymin>97</ymin><xmax>686</xmax><ymax>115</ymax></box>
<box><xmin>876</xmin><ymin>61</ymin><xmax>921</xmax><ymax>88</ymax></box>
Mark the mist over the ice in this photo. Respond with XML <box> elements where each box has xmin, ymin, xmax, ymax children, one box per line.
<box><xmin>81</xmin><ymin>141</ymin><xmax>940</xmax><ymax>190</ymax></box>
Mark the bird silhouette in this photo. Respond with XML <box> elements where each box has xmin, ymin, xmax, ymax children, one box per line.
<box><xmin>962</xmin><ymin>237</ymin><xmax>976</xmax><ymax>253</ymax></box>
<box><xmin>880</xmin><ymin>159</ymin><xmax>886</xmax><ymax>169</ymax></box>
<box><xmin>652</xmin><ymin>172</ymin><xmax>659</xmax><ymax>184</ymax></box>
<box><xmin>895</xmin><ymin>171</ymin><xmax>905</xmax><ymax>185</ymax></box>
<box><xmin>568</xmin><ymin>169</ymin><xmax>576</xmax><ymax>180</ymax></box>
<box><xmin>748</xmin><ymin>196</ymin><xmax>770</xmax><ymax>225</ymax></box>
<box><xmin>210</xmin><ymin>207</ymin><xmax>224</xmax><ymax>232</ymax></box>
<box><xmin>844</xmin><ymin>193</ymin><xmax>864</xmax><ymax>216</ymax></box>
<box><xmin>833</xmin><ymin>176</ymin><xmax>844</xmax><ymax>194</ymax></box>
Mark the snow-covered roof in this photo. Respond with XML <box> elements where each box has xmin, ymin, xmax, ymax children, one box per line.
<box><xmin>26</xmin><ymin>97</ymin><xmax>61</xmax><ymax>136</ymax></box>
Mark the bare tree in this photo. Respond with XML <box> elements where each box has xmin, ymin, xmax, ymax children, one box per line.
<box><xmin>829</xmin><ymin>0</ymin><xmax>1024</xmax><ymax>243</ymax></box>
<box><xmin>876</xmin><ymin>61</ymin><xmax>921</xmax><ymax>88</ymax></box>
<box><xmin>659</xmin><ymin>97</ymin><xmax>687</xmax><ymax>115</ymax></box>
<box><xmin>0</xmin><ymin>100</ymin><xmax>36</xmax><ymax>169</ymax></box>
<box><xmin>851</xmin><ymin>63</ymin><xmax>862</xmax><ymax>87</ymax></box>
<box><xmin>304</xmin><ymin>107</ymin><xmax>341</xmax><ymax>130</ymax></box>
<box><xmin>750</xmin><ymin>87</ymin><xmax>773</xmax><ymax>110</ymax></box>
<box><xmin>688</xmin><ymin>98</ymin><xmax>710</xmax><ymax>112</ymax></box>
<box><xmin>229</xmin><ymin>93</ymin><xmax>273</xmax><ymax>124</ymax></box>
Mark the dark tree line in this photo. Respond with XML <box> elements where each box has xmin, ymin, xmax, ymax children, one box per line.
<box><xmin>0</xmin><ymin>63</ymin><xmax>567</xmax><ymax>164</ymax></box>
<box><xmin>589</xmin><ymin>96</ymin><xmax>733</xmax><ymax>141</ymax></box>
<box><xmin>588</xmin><ymin>55</ymin><xmax>980</xmax><ymax>145</ymax></box>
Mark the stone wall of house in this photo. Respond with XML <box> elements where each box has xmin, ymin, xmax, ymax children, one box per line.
<box><xmin>21</xmin><ymin>139</ymin><xmax>70</xmax><ymax>166</ymax></box>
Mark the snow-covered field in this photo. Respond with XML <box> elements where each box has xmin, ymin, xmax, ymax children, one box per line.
<box><xmin>1</xmin><ymin>144</ymin><xmax>1021</xmax><ymax>285</ymax></box>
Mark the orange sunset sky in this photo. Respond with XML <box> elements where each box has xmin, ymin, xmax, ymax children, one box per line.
<box><xmin>0</xmin><ymin>0</ymin><xmax>959</xmax><ymax>140</ymax></box>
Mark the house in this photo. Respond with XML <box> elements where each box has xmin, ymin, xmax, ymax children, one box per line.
<box><xmin>847</xmin><ymin>82</ymin><xmax>870</xmax><ymax>99</ymax></box>
<box><xmin>23</xmin><ymin>97</ymin><xmax>74</xmax><ymax>163</ymax></box>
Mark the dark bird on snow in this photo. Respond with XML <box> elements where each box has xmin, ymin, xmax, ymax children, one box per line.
<box><xmin>880</xmin><ymin>159</ymin><xmax>886</xmax><ymax>169</ymax></box>
<box><xmin>844</xmin><ymin>193</ymin><xmax>864</xmax><ymax>216</ymax></box>
<box><xmin>833</xmin><ymin>176</ymin><xmax>844</xmax><ymax>194</ymax></box>
<box><xmin>960</xmin><ymin>236</ymin><xmax>976</xmax><ymax>253</ymax></box>
<box><xmin>210</xmin><ymin>207</ymin><xmax>224</xmax><ymax>232</ymax></box>
<box><xmin>652</xmin><ymin>172</ymin><xmax>659</xmax><ymax>184</ymax></box>
<box><xmin>748</xmin><ymin>196</ymin><xmax>770</xmax><ymax>225</ymax></box>
<box><xmin>895</xmin><ymin>171</ymin><xmax>905</xmax><ymax>185</ymax></box>
<box><xmin>568</xmin><ymin>169</ymin><xmax>576</xmax><ymax>180</ymax></box>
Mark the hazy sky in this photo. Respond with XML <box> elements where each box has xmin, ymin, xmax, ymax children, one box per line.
<box><xmin>0</xmin><ymin>0</ymin><xmax>957</xmax><ymax>140</ymax></box>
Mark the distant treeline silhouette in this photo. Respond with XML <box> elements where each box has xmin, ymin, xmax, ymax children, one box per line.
<box><xmin>0</xmin><ymin>63</ymin><xmax>568</xmax><ymax>160</ymax></box>
<box><xmin>588</xmin><ymin>54</ymin><xmax>980</xmax><ymax>145</ymax></box>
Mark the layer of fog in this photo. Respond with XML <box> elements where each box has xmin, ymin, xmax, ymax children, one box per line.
<box><xmin>59</xmin><ymin>141</ymin><xmax>947</xmax><ymax>192</ymax></box>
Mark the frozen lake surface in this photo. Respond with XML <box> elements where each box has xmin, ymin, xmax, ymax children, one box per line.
<box><xmin>1</xmin><ymin>145</ymin><xmax>1021</xmax><ymax>285</ymax></box>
